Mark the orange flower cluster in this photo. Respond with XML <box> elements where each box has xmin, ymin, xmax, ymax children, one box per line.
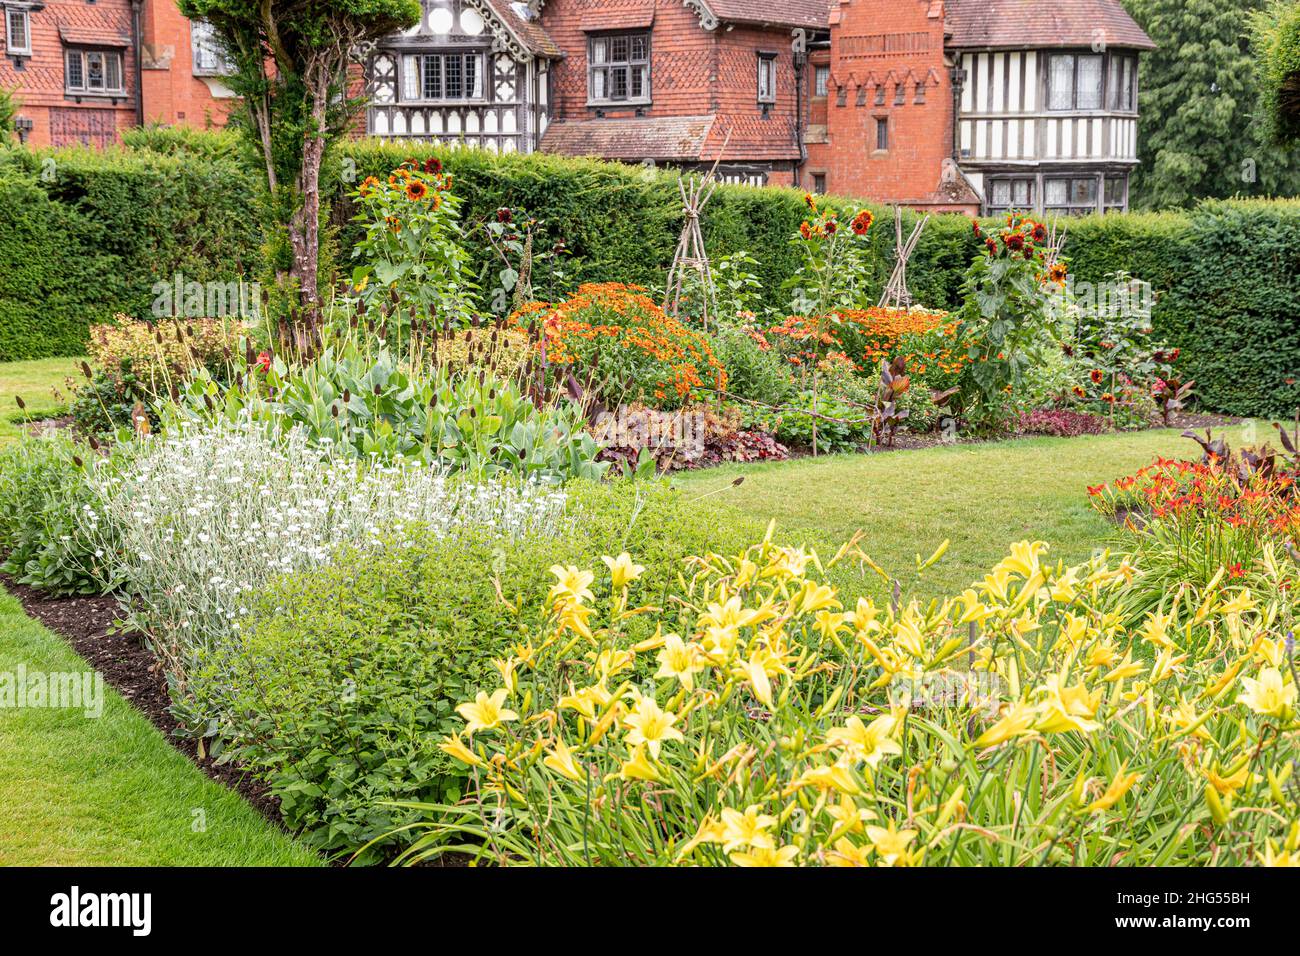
<box><xmin>767</xmin><ymin>307</ymin><xmax>965</xmax><ymax>377</ymax></box>
<box><xmin>512</xmin><ymin>283</ymin><xmax>727</xmax><ymax>408</ymax></box>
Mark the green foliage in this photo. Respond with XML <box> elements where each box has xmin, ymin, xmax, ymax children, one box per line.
<box><xmin>706</xmin><ymin>325</ymin><xmax>796</xmax><ymax>406</ymax></box>
<box><xmin>0</xmin><ymin>144</ymin><xmax>261</xmax><ymax>360</ymax></box>
<box><xmin>0</xmin><ymin>86</ymin><xmax>17</xmax><ymax>147</ymax></box>
<box><xmin>191</xmin><ymin>479</ymin><xmax>759</xmax><ymax>860</ymax></box>
<box><xmin>1124</xmin><ymin>0</ymin><xmax>1300</xmax><ymax>207</ymax></box>
<box><xmin>0</xmin><ymin>435</ymin><xmax>118</xmax><ymax>595</ymax></box>
<box><xmin>177</xmin><ymin>339</ymin><xmax>607</xmax><ymax>483</ymax></box>
<box><xmin>1252</xmin><ymin>0</ymin><xmax>1300</xmax><ymax>147</ymax></box>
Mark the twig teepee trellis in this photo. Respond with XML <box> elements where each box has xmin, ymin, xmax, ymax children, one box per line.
<box><xmin>878</xmin><ymin>205</ymin><xmax>929</xmax><ymax>309</ymax></box>
<box><xmin>663</xmin><ymin>171</ymin><xmax>721</xmax><ymax>329</ymax></box>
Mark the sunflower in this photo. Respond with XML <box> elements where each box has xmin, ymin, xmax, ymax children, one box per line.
<box><xmin>1072</xmin><ymin>385</ymin><xmax>1086</xmax><ymax>398</ymax></box>
<box><xmin>1031</xmin><ymin>222</ymin><xmax>1049</xmax><ymax>244</ymax></box>
<box><xmin>406</xmin><ymin>179</ymin><xmax>429</xmax><ymax>201</ymax></box>
<box><xmin>1049</xmin><ymin>261</ymin><xmax>1068</xmax><ymax>284</ymax></box>
<box><xmin>423</xmin><ymin>157</ymin><xmax>443</xmax><ymax>175</ymax></box>
<box><xmin>1090</xmin><ymin>369</ymin><xmax>1104</xmax><ymax>385</ymax></box>
<box><xmin>800</xmin><ymin>221</ymin><xmax>814</xmax><ymax>240</ymax></box>
<box><xmin>358</xmin><ymin>176</ymin><xmax>381</xmax><ymax>198</ymax></box>
<box><xmin>851</xmin><ymin>209</ymin><xmax>874</xmax><ymax>236</ymax></box>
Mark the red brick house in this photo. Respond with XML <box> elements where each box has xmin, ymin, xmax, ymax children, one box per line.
<box><xmin>535</xmin><ymin>0</ymin><xmax>829</xmax><ymax>186</ymax></box>
<box><xmin>0</xmin><ymin>0</ymin><xmax>234</xmax><ymax>147</ymax></box>
<box><xmin>4</xmin><ymin>0</ymin><xmax>1154</xmax><ymax>216</ymax></box>
<box><xmin>806</xmin><ymin>0</ymin><xmax>1155</xmax><ymax>214</ymax></box>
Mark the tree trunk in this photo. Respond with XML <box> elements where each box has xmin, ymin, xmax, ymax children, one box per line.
<box><xmin>289</xmin><ymin>62</ymin><xmax>329</xmax><ymax>323</ymax></box>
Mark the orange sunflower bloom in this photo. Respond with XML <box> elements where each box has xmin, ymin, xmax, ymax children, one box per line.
<box><xmin>406</xmin><ymin>179</ymin><xmax>429</xmax><ymax>201</ymax></box>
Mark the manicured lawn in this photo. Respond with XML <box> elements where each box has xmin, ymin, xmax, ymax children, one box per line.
<box><xmin>674</xmin><ymin>424</ymin><xmax>1257</xmax><ymax>601</ymax></box>
<box><xmin>0</xmin><ymin>589</ymin><xmax>321</xmax><ymax>866</ymax></box>
<box><xmin>0</xmin><ymin>356</ymin><xmax>83</xmax><ymax>443</ymax></box>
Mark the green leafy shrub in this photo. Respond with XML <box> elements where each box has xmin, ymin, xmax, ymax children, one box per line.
<box><xmin>191</xmin><ymin>479</ymin><xmax>760</xmax><ymax>860</ymax></box>
<box><xmin>177</xmin><ymin>339</ymin><xmax>606</xmax><ymax>483</ymax></box>
<box><xmin>0</xmin><ymin>435</ymin><xmax>120</xmax><ymax>595</ymax></box>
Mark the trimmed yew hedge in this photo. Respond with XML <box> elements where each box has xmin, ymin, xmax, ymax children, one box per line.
<box><xmin>1</xmin><ymin>130</ymin><xmax>1297</xmax><ymax>416</ymax></box>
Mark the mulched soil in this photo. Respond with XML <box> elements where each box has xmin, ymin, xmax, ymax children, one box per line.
<box><xmin>1</xmin><ymin>575</ymin><xmax>285</xmax><ymax>825</ymax></box>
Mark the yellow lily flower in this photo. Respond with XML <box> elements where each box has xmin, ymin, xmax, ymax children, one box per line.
<box><xmin>826</xmin><ymin>714</ymin><xmax>902</xmax><ymax>768</ymax></box>
<box><xmin>1238</xmin><ymin>667</ymin><xmax>1296</xmax><ymax>718</ymax></box>
<box><xmin>864</xmin><ymin>821</ymin><xmax>919</xmax><ymax>867</ymax></box>
<box><xmin>609</xmin><ymin>744</ymin><xmax>663</xmax><ymax>783</ymax></box>
<box><xmin>621</xmin><ymin>696</ymin><xmax>684</xmax><ymax>758</ymax></box>
<box><xmin>1034</xmin><ymin>675</ymin><xmax>1102</xmax><ymax>735</ymax></box>
<box><xmin>720</xmin><ymin>805</ymin><xmax>778</xmax><ymax>852</ymax></box>
<box><xmin>730</xmin><ymin>844</ymin><xmax>799</xmax><ymax>867</ymax></box>
<box><xmin>655</xmin><ymin>633</ymin><xmax>704</xmax><ymax>690</ymax></box>
<box><xmin>1086</xmin><ymin>762</ymin><xmax>1140</xmax><ymax>813</ymax></box>
<box><xmin>825</xmin><ymin>837</ymin><xmax>872</xmax><ymax>867</ymax></box>
<box><xmin>455</xmin><ymin>689</ymin><xmax>518</xmax><ymax>735</ymax></box>
<box><xmin>601</xmin><ymin>552</ymin><xmax>644</xmax><ymax>589</ymax></box>
<box><xmin>543</xmin><ymin>737</ymin><xmax>585</xmax><ymax>782</ymax></box>
<box><xmin>548</xmin><ymin>564</ymin><xmax>595</xmax><ymax>605</ymax></box>
<box><xmin>973</xmin><ymin>700</ymin><xmax>1038</xmax><ymax>748</ymax></box>
<box><xmin>439</xmin><ymin>734</ymin><xmax>483</xmax><ymax>768</ymax></box>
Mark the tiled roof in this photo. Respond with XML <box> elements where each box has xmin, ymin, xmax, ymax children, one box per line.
<box><xmin>483</xmin><ymin>0</ymin><xmax>563</xmax><ymax>58</ymax></box>
<box><xmin>541</xmin><ymin>114</ymin><xmax>717</xmax><ymax>160</ymax></box>
<box><xmin>945</xmin><ymin>0</ymin><xmax>1155</xmax><ymax>50</ymax></box>
<box><xmin>705</xmin><ymin>0</ymin><xmax>832</xmax><ymax>30</ymax></box>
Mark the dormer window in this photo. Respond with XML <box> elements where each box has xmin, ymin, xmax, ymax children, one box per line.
<box><xmin>5</xmin><ymin>5</ymin><xmax>31</xmax><ymax>56</ymax></box>
<box><xmin>589</xmin><ymin>32</ymin><xmax>650</xmax><ymax>104</ymax></box>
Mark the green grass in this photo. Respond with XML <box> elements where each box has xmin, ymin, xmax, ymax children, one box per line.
<box><xmin>674</xmin><ymin>424</ymin><xmax>1259</xmax><ymax>601</ymax></box>
<box><xmin>0</xmin><ymin>356</ymin><xmax>83</xmax><ymax>443</ymax></box>
<box><xmin>0</xmin><ymin>589</ymin><xmax>321</xmax><ymax>866</ymax></box>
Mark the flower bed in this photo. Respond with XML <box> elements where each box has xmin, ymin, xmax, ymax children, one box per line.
<box><xmin>398</xmin><ymin>534</ymin><xmax>1299</xmax><ymax>867</ymax></box>
<box><xmin>513</xmin><ymin>283</ymin><xmax>727</xmax><ymax>409</ymax></box>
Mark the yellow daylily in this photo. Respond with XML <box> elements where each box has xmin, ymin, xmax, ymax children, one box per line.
<box><xmin>720</xmin><ymin>805</ymin><xmax>778</xmax><ymax>852</ymax></box>
<box><xmin>973</xmin><ymin>700</ymin><xmax>1038</xmax><ymax>748</ymax></box>
<box><xmin>609</xmin><ymin>744</ymin><xmax>663</xmax><ymax>783</ymax></box>
<box><xmin>455</xmin><ymin>689</ymin><xmax>518</xmax><ymax>735</ymax></box>
<box><xmin>825</xmin><ymin>837</ymin><xmax>872</xmax><ymax>867</ymax></box>
<box><xmin>1035</xmin><ymin>675</ymin><xmax>1102</xmax><ymax>735</ymax></box>
<box><xmin>543</xmin><ymin>737</ymin><xmax>585</xmax><ymax>782</ymax></box>
<box><xmin>864</xmin><ymin>821</ymin><xmax>919</xmax><ymax>867</ymax></box>
<box><xmin>826</xmin><ymin>714</ymin><xmax>902</xmax><ymax>768</ymax></box>
<box><xmin>1238</xmin><ymin>667</ymin><xmax>1296</xmax><ymax>718</ymax></box>
<box><xmin>548</xmin><ymin>564</ymin><xmax>595</xmax><ymax>605</ymax></box>
<box><xmin>439</xmin><ymin>734</ymin><xmax>483</xmax><ymax>768</ymax></box>
<box><xmin>621</xmin><ymin>696</ymin><xmax>684</xmax><ymax>758</ymax></box>
<box><xmin>1086</xmin><ymin>762</ymin><xmax>1140</xmax><ymax>813</ymax></box>
<box><xmin>654</xmin><ymin>633</ymin><xmax>704</xmax><ymax>690</ymax></box>
<box><xmin>601</xmin><ymin>552</ymin><xmax>645</xmax><ymax>589</ymax></box>
<box><xmin>730</xmin><ymin>844</ymin><xmax>799</xmax><ymax>867</ymax></box>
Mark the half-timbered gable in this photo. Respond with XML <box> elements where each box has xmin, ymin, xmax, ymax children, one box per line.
<box><xmin>365</xmin><ymin>0</ymin><xmax>560</xmax><ymax>153</ymax></box>
<box><xmin>948</xmin><ymin>0</ymin><xmax>1155</xmax><ymax>215</ymax></box>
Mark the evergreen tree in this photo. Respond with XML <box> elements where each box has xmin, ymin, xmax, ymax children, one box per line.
<box><xmin>1124</xmin><ymin>0</ymin><xmax>1300</xmax><ymax>207</ymax></box>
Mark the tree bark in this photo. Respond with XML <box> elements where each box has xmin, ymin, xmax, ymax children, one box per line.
<box><xmin>289</xmin><ymin>58</ymin><xmax>329</xmax><ymax>322</ymax></box>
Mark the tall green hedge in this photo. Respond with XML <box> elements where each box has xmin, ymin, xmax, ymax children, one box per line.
<box><xmin>0</xmin><ymin>138</ymin><xmax>261</xmax><ymax>361</ymax></box>
<box><xmin>1</xmin><ymin>131</ymin><xmax>1296</xmax><ymax>416</ymax></box>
